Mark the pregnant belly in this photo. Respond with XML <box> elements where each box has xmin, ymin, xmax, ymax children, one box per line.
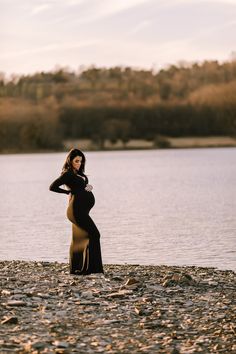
<box><xmin>82</xmin><ymin>190</ymin><xmax>95</xmax><ymax>210</ymax></box>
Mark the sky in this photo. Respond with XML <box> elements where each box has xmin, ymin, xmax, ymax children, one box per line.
<box><xmin>1</xmin><ymin>0</ymin><xmax>236</xmax><ymax>76</ymax></box>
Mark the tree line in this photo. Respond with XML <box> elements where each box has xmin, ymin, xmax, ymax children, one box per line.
<box><xmin>0</xmin><ymin>59</ymin><xmax>236</xmax><ymax>152</ymax></box>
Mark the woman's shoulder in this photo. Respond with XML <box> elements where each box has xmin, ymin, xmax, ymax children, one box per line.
<box><xmin>62</xmin><ymin>168</ymin><xmax>73</xmax><ymax>175</ymax></box>
<box><xmin>61</xmin><ymin>169</ymin><xmax>75</xmax><ymax>179</ymax></box>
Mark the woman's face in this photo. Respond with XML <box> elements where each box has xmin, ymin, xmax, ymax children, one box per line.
<box><xmin>72</xmin><ymin>155</ymin><xmax>83</xmax><ymax>171</ymax></box>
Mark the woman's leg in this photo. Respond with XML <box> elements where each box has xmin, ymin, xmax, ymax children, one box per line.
<box><xmin>67</xmin><ymin>196</ymin><xmax>90</xmax><ymax>274</ymax></box>
<box><xmin>78</xmin><ymin>214</ymin><xmax>104</xmax><ymax>274</ymax></box>
<box><xmin>69</xmin><ymin>224</ymin><xmax>89</xmax><ymax>274</ymax></box>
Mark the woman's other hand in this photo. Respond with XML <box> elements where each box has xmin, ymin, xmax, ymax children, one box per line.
<box><xmin>85</xmin><ymin>184</ymin><xmax>93</xmax><ymax>192</ymax></box>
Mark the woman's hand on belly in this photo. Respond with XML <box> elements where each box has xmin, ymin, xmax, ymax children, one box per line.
<box><xmin>85</xmin><ymin>184</ymin><xmax>93</xmax><ymax>192</ymax></box>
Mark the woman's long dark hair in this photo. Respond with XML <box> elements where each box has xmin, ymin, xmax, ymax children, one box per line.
<box><xmin>62</xmin><ymin>148</ymin><xmax>88</xmax><ymax>184</ymax></box>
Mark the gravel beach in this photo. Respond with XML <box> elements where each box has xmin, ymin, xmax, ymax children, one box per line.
<box><xmin>0</xmin><ymin>261</ymin><xmax>235</xmax><ymax>353</ymax></box>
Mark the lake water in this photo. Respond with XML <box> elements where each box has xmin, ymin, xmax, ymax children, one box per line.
<box><xmin>0</xmin><ymin>148</ymin><xmax>235</xmax><ymax>271</ymax></box>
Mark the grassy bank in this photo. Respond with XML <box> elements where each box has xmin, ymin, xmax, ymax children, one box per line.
<box><xmin>0</xmin><ymin>136</ymin><xmax>236</xmax><ymax>154</ymax></box>
<box><xmin>64</xmin><ymin>136</ymin><xmax>236</xmax><ymax>151</ymax></box>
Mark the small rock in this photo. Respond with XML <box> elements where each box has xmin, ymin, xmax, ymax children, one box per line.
<box><xmin>185</xmin><ymin>300</ymin><xmax>194</xmax><ymax>307</ymax></box>
<box><xmin>163</xmin><ymin>272</ymin><xmax>196</xmax><ymax>287</ymax></box>
<box><xmin>208</xmin><ymin>281</ymin><xmax>218</xmax><ymax>286</ymax></box>
<box><xmin>3</xmin><ymin>300</ymin><xmax>27</xmax><ymax>307</ymax></box>
<box><xmin>9</xmin><ymin>294</ymin><xmax>25</xmax><ymax>300</ymax></box>
<box><xmin>1</xmin><ymin>316</ymin><xmax>18</xmax><ymax>325</ymax></box>
<box><xmin>31</xmin><ymin>341</ymin><xmax>48</xmax><ymax>350</ymax></box>
<box><xmin>103</xmin><ymin>319</ymin><xmax>122</xmax><ymax>325</ymax></box>
<box><xmin>1</xmin><ymin>289</ymin><xmax>11</xmax><ymax>296</ymax></box>
<box><xmin>53</xmin><ymin>341</ymin><xmax>69</xmax><ymax>348</ymax></box>
<box><xmin>36</xmin><ymin>292</ymin><xmax>49</xmax><ymax>299</ymax></box>
<box><xmin>80</xmin><ymin>291</ymin><xmax>94</xmax><ymax>299</ymax></box>
<box><xmin>134</xmin><ymin>307</ymin><xmax>146</xmax><ymax>316</ymax></box>
<box><xmin>124</xmin><ymin>278</ymin><xmax>139</xmax><ymax>286</ymax></box>
<box><xmin>120</xmin><ymin>277</ymin><xmax>140</xmax><ymax>290</ymax></box>
<box><xmin>106</xmin><ymin>289</ymin><xmax>133</xmax><ymax>298</ymax></box>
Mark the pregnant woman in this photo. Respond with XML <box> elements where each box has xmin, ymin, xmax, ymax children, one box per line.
<box><xmin>49</xmin><ymin>148</ymin><xmax>104</xmax><ymax>275</ymax></box>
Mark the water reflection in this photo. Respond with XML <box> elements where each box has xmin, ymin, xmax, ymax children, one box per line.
<box><xmin>0</xmin><ymin>148</ymin><xmax>235</xmax><ymax>271</ymax></box>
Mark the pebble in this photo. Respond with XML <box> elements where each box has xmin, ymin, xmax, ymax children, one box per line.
<box><xmin>0</xmin><ymin>260</ymin><xmax>235</xmax><ymax>353</ymax></box>
<box><xmin>3</xmin><ymin>300</ymin><xmax>27</xmax><ymax>307</ymax></box>
<box><xmin>1</xmin><ymin>316</ymin><xmax>18</xmax><ymax>325</ymax></box>
<box><xmin>31</xmin><ymin>341</ymin><xmax>48</xmax><ymax>350</ymax></box>
<box><xmin>53</xmin><ymin>340</ymin><xmax>69</xmax><ymax>348</ymax></box>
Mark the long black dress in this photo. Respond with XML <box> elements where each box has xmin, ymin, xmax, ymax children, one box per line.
<box><xmin>49</xmin><ymin>169</ymin><xmax>104</xmax><ymax>275</ymax></box>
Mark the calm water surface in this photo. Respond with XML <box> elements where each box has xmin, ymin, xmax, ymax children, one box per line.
<box><xmin>0</xmin><ymin>148</ymin><xmax>235</xmax><ymax>271</ymax></box>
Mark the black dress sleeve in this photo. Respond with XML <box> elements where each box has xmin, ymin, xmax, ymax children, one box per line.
<box><xmin>49</xmin><ymin>171</ymin><xmax>72</xmax><ymax>195</ymax></box>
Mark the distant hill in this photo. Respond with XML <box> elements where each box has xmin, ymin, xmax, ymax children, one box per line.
<box><xmin>0</xmin><ymin>60</ymin><xmax>236</xmax><ymax>152</ymax></box>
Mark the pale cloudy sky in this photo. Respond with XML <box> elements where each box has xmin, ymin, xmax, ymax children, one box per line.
<box><xmin>1</xmin><ymin>0</ymin><xmax>236</xmax><ymax>75</ymax></box>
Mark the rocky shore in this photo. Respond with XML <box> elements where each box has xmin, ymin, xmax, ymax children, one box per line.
<box><xmin>0</xmin><ymin>261</ymin><xmax>235</xmax><ymax>353</ymax></box>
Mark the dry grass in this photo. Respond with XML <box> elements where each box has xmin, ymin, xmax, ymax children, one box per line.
<box><xmin>63</xmin><ymin>136</ymin><xmax>236</xmax><ymax>151</ymax></box>
<box><xmin>168</xmin><ymin>136</ymin><xmax>236</xmax><ymax>148</ymax></box>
